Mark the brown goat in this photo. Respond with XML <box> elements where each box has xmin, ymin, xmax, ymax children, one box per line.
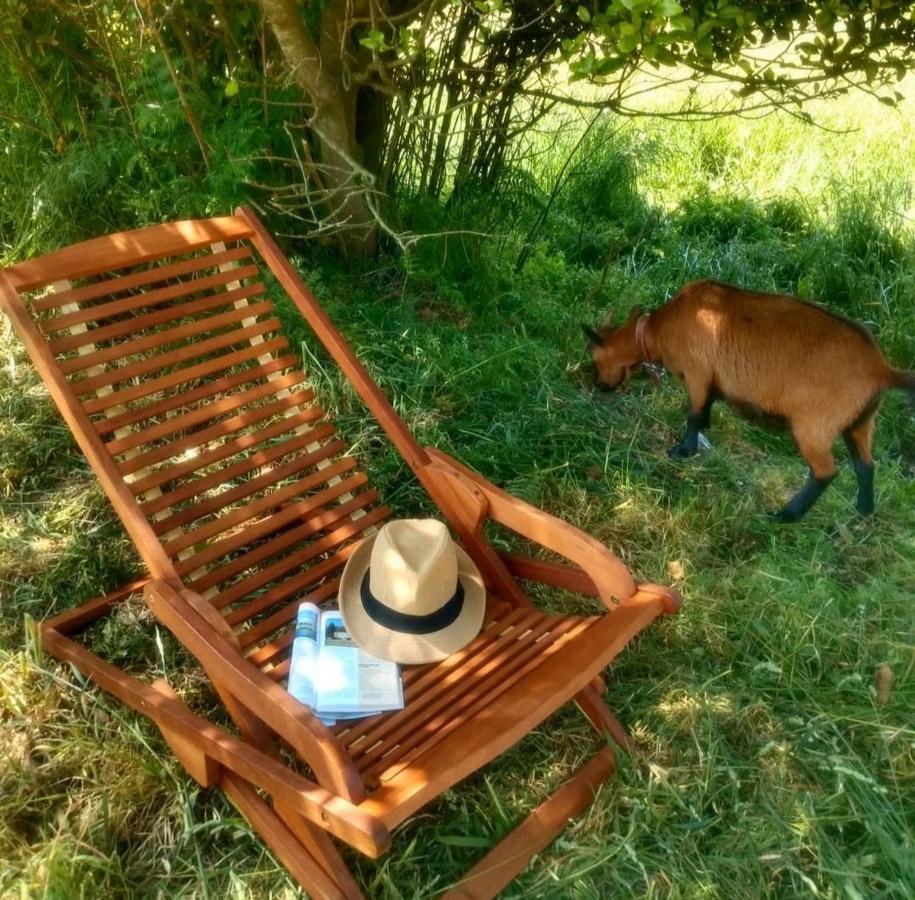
<box><xmin>583</xmin><ymin>280</ymin><xmax>915</xmax><ymax>522</ymax></box>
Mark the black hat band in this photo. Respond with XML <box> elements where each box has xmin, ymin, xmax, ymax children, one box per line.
<box><xmin>360</xmin><ymin>571</ymin><xmax>465</xmax><ymax>635</ymax></box>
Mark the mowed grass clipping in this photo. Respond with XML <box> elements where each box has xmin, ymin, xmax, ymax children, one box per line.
<box><xmin>2</xmin><ymin>85</ymin><xmax>915</xmax><ymax>898</ymax></box>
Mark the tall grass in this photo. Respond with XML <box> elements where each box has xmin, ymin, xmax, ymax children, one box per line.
<box><xmin>2</xmin><ymin>84</ymin><xmax>914</xmax><ymax>898</ymax></box>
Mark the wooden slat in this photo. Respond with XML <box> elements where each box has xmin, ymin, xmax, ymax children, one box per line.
<box><xmin>33</xmin><ymin>246</ymin><xmax>251</xmax><ymax>312</ymax></box>
<box><xmin>163</xmin><ymin>459</ymin><xmax>359</xmax><ymax>555</ymax></box>
<box><xmin>353</xmin><ymin>613</ymin><xmax>564</xmax><ymax>770</ymax></box>
<box><xmin>129</xmin><ymin>404</ymin><xmax>321</xmax><ymax>495</ymax></box>
<box><xmin>217</xmin><ymin>503</ymin><xmax>389</xmax><ymax>617</ymax></box>
<box><xmin>250</xmin><ymin>629</ymin><xmax>299</xmax><ymax>669</ymax></box>
<box><xmin>226</xmin><ymin>571</ymin><xmax>351</xmax><ymax>647</ymax></box>
<box><xmin>333</xmin><ymin>607</ymin><xmax>528</xmax><ymax>748</ymax></box>
<box><xmin>0</xmin><ymin>271</ymin><xmax>178</xmax><ymax>580</ymax></box>
<box><xmin>59</xmin><ymin>295</ymin><xmax>273</xmax><ymax>375</ymax></box>
<box><xmin>42</xmin><ymin>264</ymin><xmax>261</xmax><ymax>333</ymax></box>
<box><xmin>83</xmin><ymin>338</ymin><xmax>290</xmax><ymax>414</ymax></box>
<box><xmin>354</xmin><ymin>620</ymin><xmax>561</xmax><ymax>770</ymax></box>
<box><xmin>119</xmin><ymin>389</ymin><xmax>313</xmax><ymax>476</ymax></box>
<box><xmin>239</xmin><ymin>207</ymin><xmax>430</xmax><ymax>473</ymax></box>
<box><xmin>399</xmin><ymin>602</ymin><xmax>517</xmax><ymax>689</ymax></box>
<box><xmin>106</xmin><ymin>369</ymin><xmax>306</xmax><ymax>455</ymax></box>
<box><xmin>151</xmin><ymin>438</ymin><xmax>346</xmax><ymax>535</ymax></box>
<box><xmin>355</xmin><ymin>615</ymin><xmax>571</xmax><ymax>767</ymax></box>
<box><xmin>51</xmin><ymin>281</ymin><xmax>266</xmax><ymax>354</ymax></box>
<box><xmin>362</xmin><ymin>594</ymin><xmax>664</xmax><ymax>827</ymax></box>
<box><xmin>8</xmin><ymin>216</ymin><xmax>253</xmax><ymax>291</ymax></box>
<box><xmin>193</xmin><ymin>488</ymin><xmax>379</xmax><ymax>596</ymax></box>
<box><xmin>217</xmin><ymin>497</ymin><xmax>366</xmax><ymax>619</ymax></box>
<box><xmin>95</xmin><ymin>354</ymin><xmax>297</xmax><ymax>435</ymax></box>
<box><xmin>74</xmin><ymin>318</ymin><xmax>282</xmax><ymax>396</ymax></box>
<box><xmin>337</xmin><ymin>606</ymin><xmax>533</xmax><ymax>748</ymax></box>
<box><xmin>238</xmin><ymin>506</ymin><xmax>390</xmax><ymax>649</ymax></box>
<box><xmin>363</xmin><ymin>619</ymin><xmax>596</xmax><ymax>785</ymax></box>
<box><xmin>174</xmin><ymin>480</ymin><xmax>357</xmax><ymax>584</ymax></box>
<box><xmin>140</xmin><ymin>423</ymin><xmax>337</xmax><ymax>516</ymax></box>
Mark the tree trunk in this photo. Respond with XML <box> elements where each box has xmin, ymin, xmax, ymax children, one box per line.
<box><xmin>259</xmin><ymin>0</ymin><xmax>377</xmax><ymax>255</ymax></box>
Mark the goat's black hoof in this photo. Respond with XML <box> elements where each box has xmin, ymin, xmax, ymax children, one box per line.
<box><xmin>856</xmin><ymin>501</ymin><xmax>875</xmax><ymax>517</ymax></box>
<box><xmin>772</xmin><ymin>507</ymin><xmax>801</xmax><ymax>524</ymax></box>
<box><xmin>668</xmin><ymin>443</ymin><xmax>696</xmax><ymax>459</ymax></box>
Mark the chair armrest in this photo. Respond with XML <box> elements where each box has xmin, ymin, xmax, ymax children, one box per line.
<box><xmin>423</xmin><ymin>448</ymin><xmax>680</xmax><ymax>615</ymax></box>
<box><xmin>143</xmin><ymin>579</ymin><xmax>366</xmax><ymax>802</ymax></box>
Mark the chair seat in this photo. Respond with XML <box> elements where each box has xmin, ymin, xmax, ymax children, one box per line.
<box><xmin>250</xmin><ymin>595</ymin><xmax>604</xmax><ymax>800</ymax></box>
<box><xmin>345</xmin><ymin>591</ymin><xmax>661</xmax><ymax>828</ymax></box>
<box><xmin>339</xmin><ymin>602</ymin><xmax>597</xmax><ymax>785</ymax></box>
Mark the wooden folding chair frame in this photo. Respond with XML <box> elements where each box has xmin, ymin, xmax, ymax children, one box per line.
<box><xmin>0</xmin><ymin>208</ymin><xmax>680</xmax><ymax>899</ymax></box>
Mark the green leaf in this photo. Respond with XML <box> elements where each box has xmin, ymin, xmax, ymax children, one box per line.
<box><xmin>577</xmin><ymin>5</ymin><xmax>591</xmax><ymax>23</ymax></box>
<box><xmin>594</xmin><ymin>55</ymin><xmax>628</xmax><ymax>76</ymax></box>
<box><xmin>437</xmin><ymin>834</ymin><xmax>493</xmax><ymax>849</ymax></box>
<box><xmin>359</xmin><ymin>29</ymin><xmax>387</xmax><ymax>52</ymax></box>
<box><xmin>570</xmin><ymin>54</ymin><xmax>596</xmax><ymax>76</ymax></box>
<box><xmin>697</xmin><ymin>19</ymin><xmax>717</xmax><ymax>39</ymax></box>
<box><xmin>618</xmin><ymin>31</ymin><xmax>640</xmax><ymax>53</ymax></box>
<box><xmin>654</xmin><ymin>0</ymin><xmax>682</xmax><ymax>17</ymax></box>
<box><xmin>224</xmin><ymin>78</ymin><xmax>239</xmax><ymax>98</ymax></box>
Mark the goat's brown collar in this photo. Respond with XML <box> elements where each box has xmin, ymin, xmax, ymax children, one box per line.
<box><xmin>634</xmin><ymin>313</ymin><xmax>653</xmax><ymax>362</ymax></box>
<box><xmin>635</xmin><ymin>312</ymin><xmax>664</xmax><ymax>385</ymax></box>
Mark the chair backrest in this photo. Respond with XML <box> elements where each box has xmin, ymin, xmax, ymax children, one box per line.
<box><xmin>0</xmin><ymin>209</ymin><xmax>413</xmax><ymax>676</ymax></box>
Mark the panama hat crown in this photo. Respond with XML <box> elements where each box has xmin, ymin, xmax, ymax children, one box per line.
<box><xmin>339</xmin><ymin>518</ymin><xmax>485</xmax><ymax>665</ymax></box>
<box><xmin>369</xmin><ymin>519</ymin><xmax>458</xmax><ymax>617</ymax></box>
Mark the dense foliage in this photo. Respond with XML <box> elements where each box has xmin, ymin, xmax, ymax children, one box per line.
<box><xmin>2</xmin><ymin>2</ymin><xmax>915</xmax><ymax>254</ymax></box>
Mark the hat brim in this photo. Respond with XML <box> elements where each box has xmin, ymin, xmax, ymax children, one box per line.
<box><xmin>339</xmin><ymin>531</ymin><xmax>486</xmax><ymax>665</ymax></box>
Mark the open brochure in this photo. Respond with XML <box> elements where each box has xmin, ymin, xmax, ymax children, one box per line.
<box><xmin>287</xmin><ymin>603</ymin><xmax>404</xmax><ymax>726</ymax></box>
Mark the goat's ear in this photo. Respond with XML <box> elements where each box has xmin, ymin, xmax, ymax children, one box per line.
<box><xmin>625</xmin><ymin>306</ymin><xmax>643</xmax><ymax>325</ymax></box>
<box><xmin>582</xmin><ymin>324</ymin><xmax>605</xmax><ymax>347</ymax></box>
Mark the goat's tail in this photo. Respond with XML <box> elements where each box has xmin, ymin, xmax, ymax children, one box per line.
<box><xmin>890</xmin><ymin>369</ymin><xmax>915</xmax><ymax>409</ymax></box>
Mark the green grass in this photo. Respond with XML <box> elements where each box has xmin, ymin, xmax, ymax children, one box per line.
<box><xmin>2</xmin><ymin>85</ymin><xmax>915</xmax><ymax>898</ymax></box>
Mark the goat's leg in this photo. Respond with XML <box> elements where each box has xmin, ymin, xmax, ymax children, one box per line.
<box><xmin>775</xmin><ymin>431</ymin><xmax>837</xmax><ymax>523</ymax></box>
<box><xmin>843</xmin><ymin>411</ymin><xmax>877</xmax><ymax>516</ymax></box>
<box><xmin>669</xmin><ymin>378</ymin><xmax>715</xmax><ymax>458</ymax></box>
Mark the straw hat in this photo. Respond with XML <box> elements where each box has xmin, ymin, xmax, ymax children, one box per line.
<box><xmin>339</xmin><ymin>519</ymin><xmax>485</xmax><ymax>665</ymax></box>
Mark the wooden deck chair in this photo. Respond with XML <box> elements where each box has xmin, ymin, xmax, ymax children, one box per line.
<box><xmin>0</xmin><ymin>208</ymin><xmax>680</xmax><ymax>899</ymax></box>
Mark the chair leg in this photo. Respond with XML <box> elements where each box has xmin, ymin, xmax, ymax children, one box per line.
<box><xmin>223</xmin><ymin>771</ymin><xmax>365</xmax><ymax>900</ymax></box>
<box><xmin>274</xmin><ymin>797</ymin><xmax>365</xmax><ymax>900</ymax></box>
<box><xmin>441</xmin><ymin>746</ymin><xmax>616</xmax><ymax>900</ymax></box>
<box><xmin>575</xmin><ymin>684</ymin><xmax>635</xmax><ymax>753</ymax></box>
